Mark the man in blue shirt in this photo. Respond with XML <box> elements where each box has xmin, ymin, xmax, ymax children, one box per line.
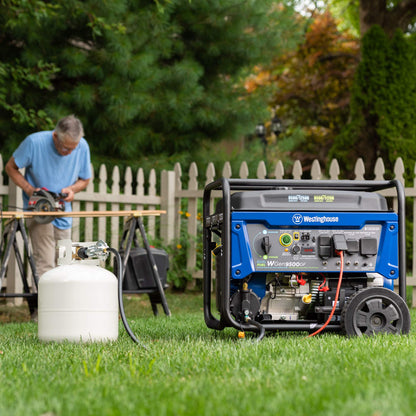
<box><xmin>5</xmin><ymin>115</ymin><xmax>91</xmax><ymax>277</ymax></box>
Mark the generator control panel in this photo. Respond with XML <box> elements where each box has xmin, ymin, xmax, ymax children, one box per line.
<box><xmin>247</xmin><ymin>224</ymin><xmax>382</xmax><ymax>271</ymax></box>
<box><xmin>230</xmin><ymin>210</ymin><xmax>399</xmax><ymax>281</ymax></box>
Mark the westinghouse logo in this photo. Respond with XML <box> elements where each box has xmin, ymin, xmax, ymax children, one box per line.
<box><xmin>292</xmin><ymin>214</ymin><xmax>339</xmax><ymax>224</ymax></box>
<box><xmin>304</xmin><ymin>215</ymin><xmax>339</xmax><ymax>223</ymax></box>
<box><xmin>292</xmin><ymin>214</ymin><xmax>303</xmax><ymax>224</ymax></box>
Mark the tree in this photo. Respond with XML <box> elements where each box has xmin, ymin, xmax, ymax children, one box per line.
<box><xmin>0</xmin><ymin>0</ymin><xmax>301</xmax><ymax>165</ymax></box>
<box><xmin>283</xmin><ymin>1</ymin><xmax>416</xmax><ymax>175</ymax></box>
<box><xmin>330</xmin><ymin>26</ymin><xmax>416</xmax><ymax>176</ymax></box>
<box><xmin>329</xmin><ymin>1</ymin><xmax>416</xmax><ymax>176</ymax></box>
<box><xmin>328</xmin><ymin>0</ymin><xmax>416</xmax><ymax>36</ymax></box>
<box><xmin>359</xmin><ymin>0</ymin><xmax>416</xmax><ymax>36</ymax></box>
<box><xmin>245</xmin><ymin>11</ymin><xmax>359</xmax><ymax>170</ymax></box>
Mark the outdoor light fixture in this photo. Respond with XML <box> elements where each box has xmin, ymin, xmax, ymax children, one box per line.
<box><xmin>255</xmin><ymin>116</ymin><xmax>284</xmax><ymax>164</ymax></box>
<box><xmin>255</xmin><ymin>123</ymin><xmax>266</xmax><ymax>139</ymax></box>
<box><xmin>255</xmin><ymin>122</ymin><xmax>267</xmax><ymax>164</ymax></box>
<box><xmin>271</xmin><ymin>115</ymin><xmax>283</xmax><ymax>137</ymax></box>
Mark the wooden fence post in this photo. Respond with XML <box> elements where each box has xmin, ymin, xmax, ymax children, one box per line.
<box><xmin>160</xmin><ymin>170</ymin><xmax>176</xmax><ymax>245</ymax></box>
<box><xmin>110</xmin><ymin>166</ymin><xmax>120</xmax><ymax>250</ymax></box>
<box><xmin>6</xmin><ymin>181</ymin><xmax>23</xmax><ymax>305</ymax></box>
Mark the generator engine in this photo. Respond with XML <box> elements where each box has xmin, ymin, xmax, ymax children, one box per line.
<box><xmin>203</xmin><ymin>179</ymin><xmax>411</xmax><ymax>339</ymax></box>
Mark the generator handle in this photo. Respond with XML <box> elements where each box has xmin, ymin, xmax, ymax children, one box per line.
<box><xmin>392</xmin><ymin>179</ymin><xmax>406</xmax><ymax>300</ymax></box>
<box><xmin>203</xmin><ymin>181</ymin><xmax>221</xmax><ymax>329</ymax></box>
<box><xmin>212</xmin><ymin>178</ymin><xmax>402</xmax><ymax>193</ymax></box>
<box><xmin>203</xmin><ymin>178</ymin><xmax>267</xmax><ymax>335</ymax></box>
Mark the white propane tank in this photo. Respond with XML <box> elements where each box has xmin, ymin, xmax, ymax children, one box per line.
<box><xmin>38</xmin><ymin>263</ymin><xmax>119</xmax><ymax>342</ymax></box>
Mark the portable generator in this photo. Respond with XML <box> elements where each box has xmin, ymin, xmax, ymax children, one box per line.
<box><xmin>203</xmin><ymin>178</ymin><xmax>411</xmax><ymax>339</ymax></box>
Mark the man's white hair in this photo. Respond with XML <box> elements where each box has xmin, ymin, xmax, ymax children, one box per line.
<box><xmin>55</xmin><ymin>115</ymin><xmax>84</xmax><ymax>143</ymax></box>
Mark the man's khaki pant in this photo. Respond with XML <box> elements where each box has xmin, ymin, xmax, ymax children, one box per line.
<box><xmin>27</xmin><ymin>219</ymin><xmax>71</xmax><ymax>277</ymax></box>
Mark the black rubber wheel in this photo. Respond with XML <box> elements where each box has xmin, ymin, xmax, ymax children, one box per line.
<box><xmin>341</xmin><ymin>287</ymin><xmax>410</xmax><ymax>336</ymax></box>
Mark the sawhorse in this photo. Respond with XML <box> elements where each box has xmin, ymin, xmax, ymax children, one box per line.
<box><xmin>0</xmin><ymin>217</ymin><xmax>38</xmax><ymax>317</ymax></box>
<box><xmin>119</xmin><ymin>215</ymin><xmax>171</xmax><ymax>317</ymax></box>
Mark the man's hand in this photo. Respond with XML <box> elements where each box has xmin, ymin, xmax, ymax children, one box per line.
<box><xmin>61</xmin><ymin>187</ymin><xmax>75</xmax><ymax>202</ymax></box>
<box><xmin>61</xmin><ymin>178</ymin><xmax>89</xmax><ymax>202</ymax></box>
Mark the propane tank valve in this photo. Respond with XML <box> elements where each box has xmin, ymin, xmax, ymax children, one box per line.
<box><xmin>75</xmin><ymin>240</ymin><xmax>109</xmax><ymax>260</ymax></box>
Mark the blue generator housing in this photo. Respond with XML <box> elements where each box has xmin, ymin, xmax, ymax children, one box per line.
<box><xmin>203</xmin><ymin>179</ymin><xmax>410</xmax><ymax>339</ymax></box>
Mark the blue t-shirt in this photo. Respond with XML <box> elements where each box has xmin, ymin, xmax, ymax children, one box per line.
<box><xmin>13</xmin><ymin>130</ymin><xmax>91</xmax><ymax>229</ymax></box>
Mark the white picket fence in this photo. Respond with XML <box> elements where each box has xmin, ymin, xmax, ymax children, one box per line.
<box><xmin>2</xmin><ymin>154</ymin><xmax>416</xmax><ymax>306</ymax></box>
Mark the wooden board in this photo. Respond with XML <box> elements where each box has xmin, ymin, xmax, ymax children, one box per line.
<box><xmin>0</xmin><ymin>209</ymin><xmax>166</xmax><ymax>219</ymax></box>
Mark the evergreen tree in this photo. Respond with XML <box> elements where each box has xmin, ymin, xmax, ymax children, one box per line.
<box><xmin>329</xmin><ymin>26</ymin><xmax>416</xmax><ymax>177</ymax></box>
<box><xmin>0</xmin><ymin>0</ymin><xmax>301</xmax><ymax>164</ymax></box>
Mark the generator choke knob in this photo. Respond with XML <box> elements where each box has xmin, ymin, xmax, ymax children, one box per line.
<box><xmin>261</xmin><ymin>236</ymin><xmax>271</xmax><ymax>254</ymax></box>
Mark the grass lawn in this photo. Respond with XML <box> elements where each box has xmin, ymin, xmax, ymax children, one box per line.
<box><xmin>1</xmin><ymin>291</ymin><xmax>416</xmax><ymax>416</ymax></box>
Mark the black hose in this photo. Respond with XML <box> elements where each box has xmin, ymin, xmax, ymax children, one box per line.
<box><xmin>108</xmin><ymin>247</ymin><xmax>147</xmax><ymax>349</ymax></box>
<box><xmin>245</xmin><ymin>317</ymin><xmax>266</xmax><ymax>342</ymax></box>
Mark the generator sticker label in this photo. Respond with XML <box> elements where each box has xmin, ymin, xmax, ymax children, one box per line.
<box><xmin>256</xmin><ymin>260</ymin><xmax>307</xmax><ymax>268</ymax></box>
<box><xmin>292</xmin><ymin>214</ymin><xmax>339</xmax><ymax>224</ymax></box>
<box><xmin>288</xmin><ymin>194</ymin><xmax>310</xmax><ymax>203</ymax></box>
<box><xmin>314</xmin><ymin>194</ymin><xmax>335</xmax><ymax>203</ymax></box>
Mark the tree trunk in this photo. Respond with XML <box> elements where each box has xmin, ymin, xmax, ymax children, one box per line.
<box><xmin>360</xmin><ymin>0</ymin><xmax>416</xmax><ymax>36</ymax></box>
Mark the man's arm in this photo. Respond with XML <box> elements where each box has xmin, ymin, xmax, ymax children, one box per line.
<box><xmin>5</xmin><ymin>156</ymin><xmax>36</xmax><ymax>197</ymax></box>
<box><xmin>62</xmin><ymin>178</ymin><xmax>90</xmax><ymax>202</ymax></box>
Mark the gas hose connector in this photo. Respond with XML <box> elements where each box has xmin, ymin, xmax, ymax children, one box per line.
<box><xmin>76</xmin><ymin>240</ymin><xmax>109</xmax><ymax>261</ymax></box>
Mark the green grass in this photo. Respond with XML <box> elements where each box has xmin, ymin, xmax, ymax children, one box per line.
<box><xmin>1</xmin><ymin>291</ymin><xmax>416</xmax><ymax>416</ymax></box>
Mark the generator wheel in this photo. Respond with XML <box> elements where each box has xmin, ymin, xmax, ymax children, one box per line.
<box><xmin>341</xmin><ymin>287</ymin><xmax>410</xmax><ymax>336</ymax></box>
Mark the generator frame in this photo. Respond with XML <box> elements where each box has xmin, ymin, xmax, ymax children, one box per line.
<box><xmin>203</xmin><ymin>178</ymin><xmax>407</xmax><ymax>337</ymax></box>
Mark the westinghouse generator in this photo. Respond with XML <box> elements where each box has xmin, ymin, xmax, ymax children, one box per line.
<box><xmin>203</xmin><ymin>178</ymin><xmax>411</xmax><ymax>339</ymax></box>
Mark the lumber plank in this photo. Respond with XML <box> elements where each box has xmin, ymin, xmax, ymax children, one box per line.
<box><xmin>0</xmin><ymin>210</ymin><xmax>166</xmax><ymax>219</ymax></box>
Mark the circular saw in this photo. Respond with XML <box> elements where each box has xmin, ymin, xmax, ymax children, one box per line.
<box><xmin>28</xmin><ymin>188</ymin><xmax>67</xmax><ymax>224</ymax></box>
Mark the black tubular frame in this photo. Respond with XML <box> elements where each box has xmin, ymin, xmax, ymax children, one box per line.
<box><xmin>203</xmin><ymin>178</ymin><xmax>406</xmax><ymax>334</ymax></box>
<box><xmin>0</xmin><ymin>217</ymin><xmax>39</xmax><ymax>316</ymax></box>
<box><xmin>119</xmin><ymin>215</ymin><xmax>171</xmax><ymax>317</ymax></box>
